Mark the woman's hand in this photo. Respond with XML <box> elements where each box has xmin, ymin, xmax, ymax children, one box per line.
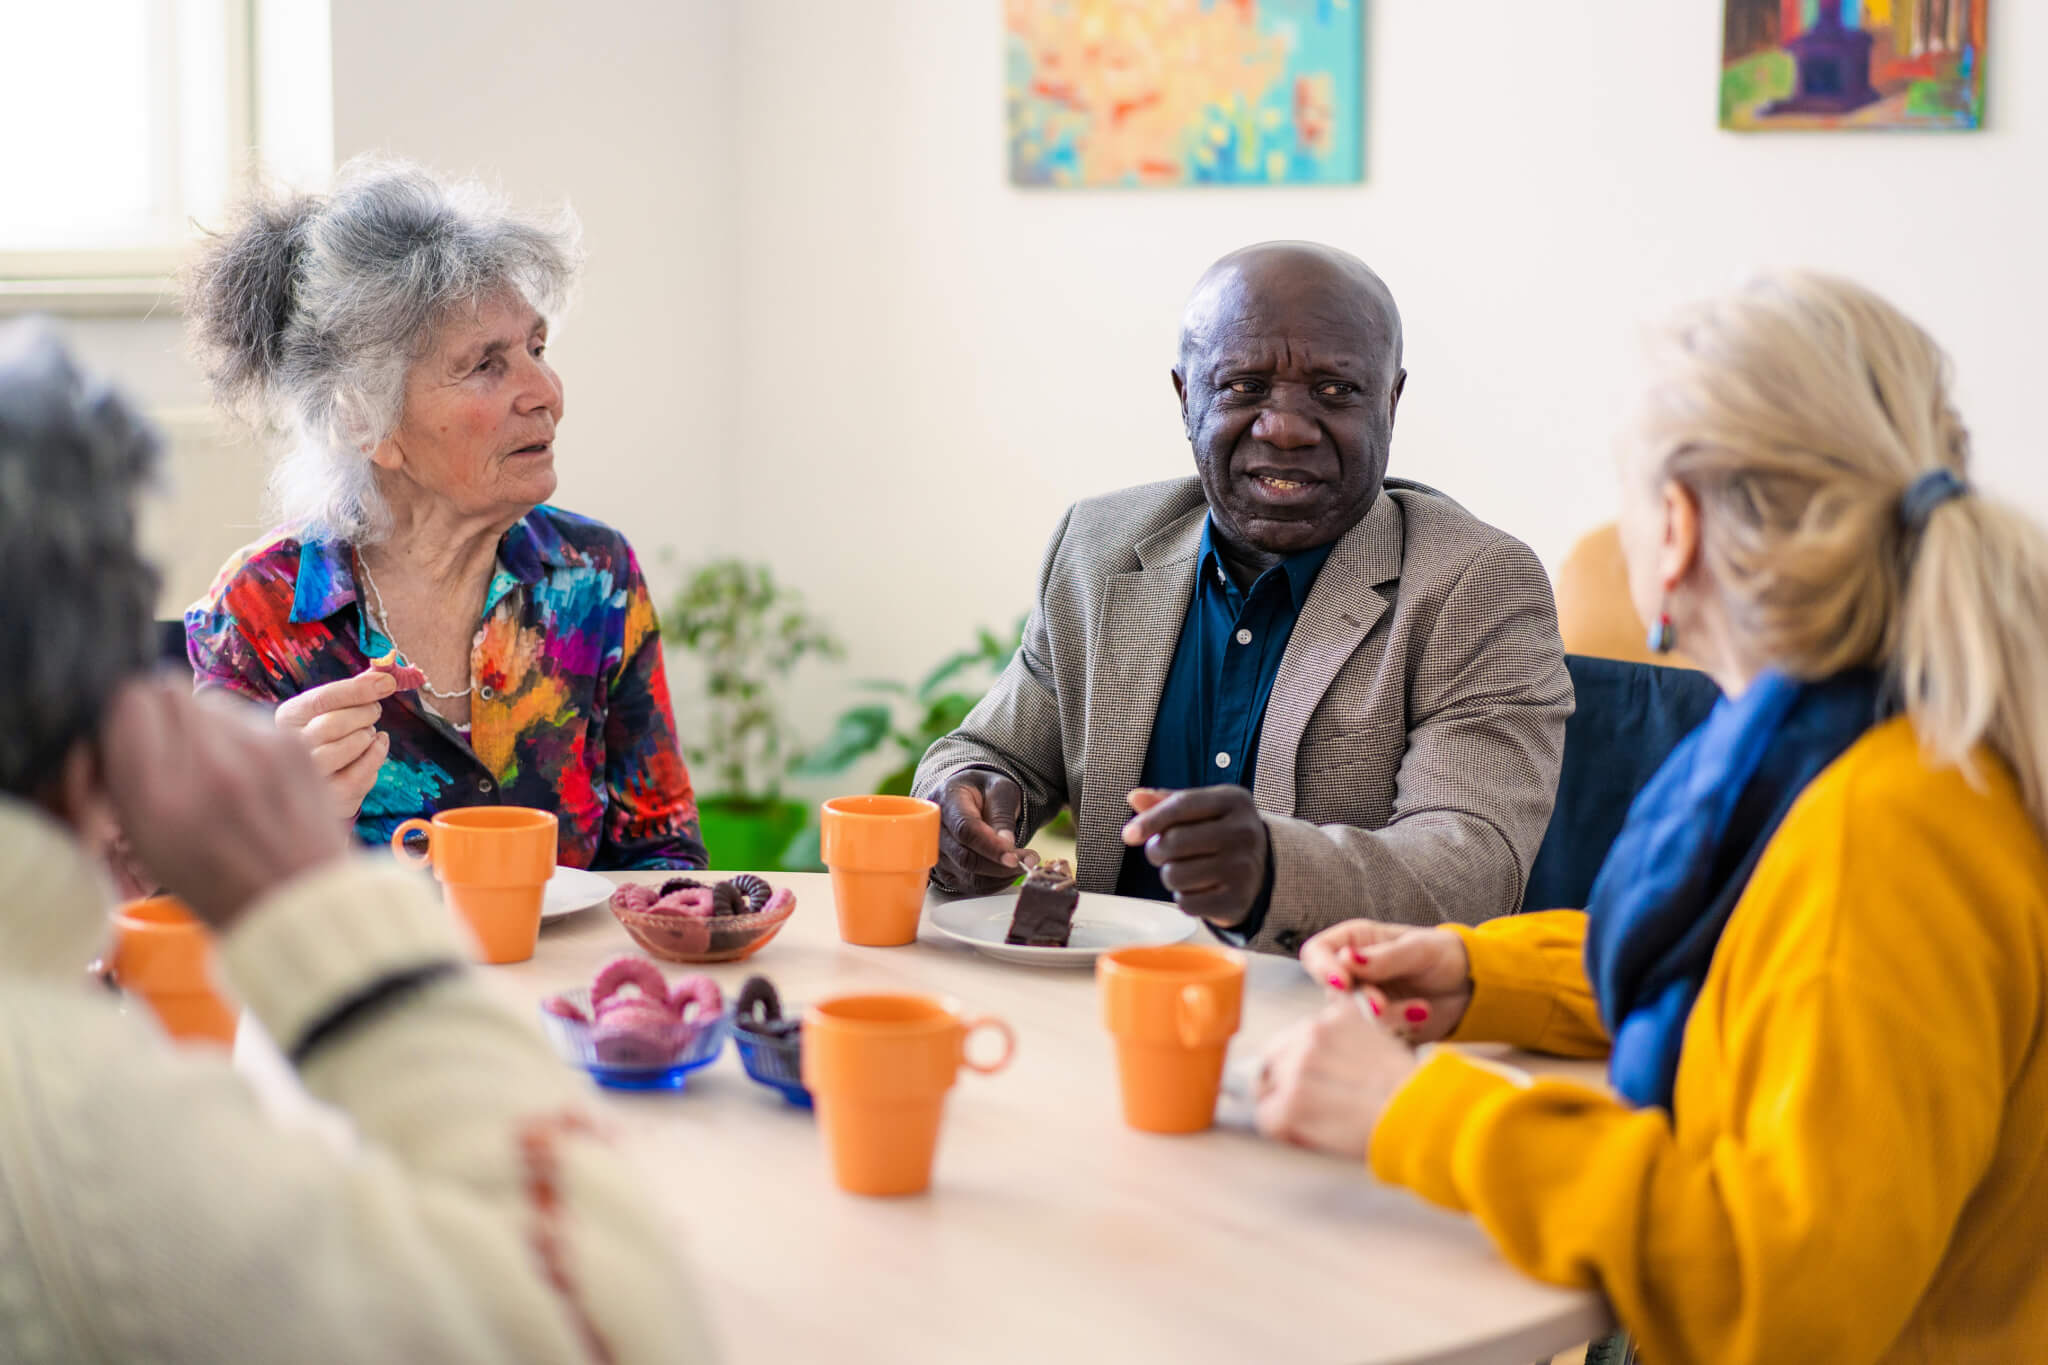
<box><xmin>1254</xmin><ymin>995</ymin><xmax>1419</xmax><ymax>1160</ymax></box>
<box><xmin>1300</xmin><ymin>919</ymin><xmax>1474</xmax><ymax>1043</ymax></box>
<box><xmin>272</xmin><ymin>669</ymin><xmax>395</xmax><ymax>819</ymax></box>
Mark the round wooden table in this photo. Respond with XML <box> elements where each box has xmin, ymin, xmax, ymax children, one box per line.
<box><xmin>477</xmin><ymin>872</ymin><xmax>1614</xmax><ymax>1365</ymax></box>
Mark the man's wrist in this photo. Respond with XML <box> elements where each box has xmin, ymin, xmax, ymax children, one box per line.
<box><xmin>1234</xmin><ymin>837</ymin><xmax>1277</xmax><ymax>937</ymax></box>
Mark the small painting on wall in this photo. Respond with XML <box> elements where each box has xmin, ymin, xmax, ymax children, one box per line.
<box><xmin>1721</xmin><ymin>1</ymin><xmax>1987</xmax><ymax>131</ymax></box>
<box><xmin>1005</xmin><ymin>0</ymin><xmax>1364</xmax><ymax>188</ymax></box>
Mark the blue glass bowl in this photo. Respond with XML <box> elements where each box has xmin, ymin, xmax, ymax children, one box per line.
<box><xmin>733</xmin><ymin>1023</ymin><xmax>810</xmax><ymax>1108</ymax></box>
<box><xmin>539</xmin><ymin>987</ymin><xmax>729</xmax><ymax>1091</ymax></box>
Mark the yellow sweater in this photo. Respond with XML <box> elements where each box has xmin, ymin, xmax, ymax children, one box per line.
<box><xmin>1371</xmin><ymin>718</ymin><xmax>2048</xmax><ymax>1365</ymax></box>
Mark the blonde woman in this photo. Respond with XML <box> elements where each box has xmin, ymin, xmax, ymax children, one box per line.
<box><xmin>1251</xmin><ymin>275</ymin><xmax>2048</xmax><ymax>1363</ymax></box>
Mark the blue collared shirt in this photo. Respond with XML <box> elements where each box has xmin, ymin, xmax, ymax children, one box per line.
<box><xmin>1116</xmin><ymin>518</ymin><xmax>1335</xmax><ymax>913</ymax></box>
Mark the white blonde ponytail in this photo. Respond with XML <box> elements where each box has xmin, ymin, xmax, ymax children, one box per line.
<box><xmin>1636</xmin><ymin>271</ymin><xmax>2048</xmax><ymax>833</ymax></box>
<box><xmin>1898</xmin><ymin>495</ymin><xmax>2048</xmax><ymax>826</ymax></box>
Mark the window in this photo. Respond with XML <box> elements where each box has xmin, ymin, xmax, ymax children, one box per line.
<box><xmin>0</xmin><ymin>0</ymin><xmax>331</xmax><ymax>315</ymax></box>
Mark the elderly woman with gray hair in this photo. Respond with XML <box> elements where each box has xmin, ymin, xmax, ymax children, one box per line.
<box><xmin>0</xmin><ymin>324</ymin><xmax>709</xmax><ymax>1361</ymax></box>
<box><xmin>184</xmin><ymin>158</ymin><xmax>705</xmax><ymax>870</ymax></box>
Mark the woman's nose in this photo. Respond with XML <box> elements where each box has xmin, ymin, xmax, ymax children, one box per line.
<box><xmin>515</xmin><ymin>353</ymin><xmax>565</xmax><ymax>417</ymax></box>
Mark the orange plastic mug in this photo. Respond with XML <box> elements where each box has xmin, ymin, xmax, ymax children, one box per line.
<box><xmin>818</xmin><ymin>795</ymin><xmax>941</xmax><ymax>946</ymax></box>
<box><xmin>391</xmin><ymin>806</ymin><xmax>558</xmax><ymax>964</ymax></box>
<box><xmin>1098</xmin><ymin>943</ymin><xmax>1245</xmax><ymax>1134</ymax></box>
<box><xmin>801</xmin><ymin>993</ymin><xmax>1014</xmax><ymax>1196</ymax></box>
<box><xmin>110</xmin><ymin>896</ymin><xmax>239</xmax><ymax>1046</ymax></box>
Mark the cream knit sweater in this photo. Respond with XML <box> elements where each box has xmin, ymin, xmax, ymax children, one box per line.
<box><xmin>0</xmin><ymin>800</ymin><xmax>714</xmax><ymax>1364</ymax></box>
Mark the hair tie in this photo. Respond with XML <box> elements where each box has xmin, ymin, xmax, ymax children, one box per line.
<box><xmin>1900</xmin><ymin>468</ymin><xmax>1968</xmax><ymax>531</ymax></box>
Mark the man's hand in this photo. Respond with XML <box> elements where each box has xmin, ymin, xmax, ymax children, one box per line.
<box><xmin>99</xmin><ymin>681</ymin><xmax>350</xmax><ymax>931</ymax></box>
<box><xmin>1121</xmin><ymin>786</ymin><xmax>1269</xmax><ymax>929</ymax></box>
<box><xmin>935</xmin><ymin>768</ymin><xmax>1026</xmax><ymax>894</ymax></box>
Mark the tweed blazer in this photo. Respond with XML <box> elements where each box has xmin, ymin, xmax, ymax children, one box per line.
<box><xmin>914</xmin><ymin>476</ymin><xmax>1572</xmax><ymax>955</ymax></box>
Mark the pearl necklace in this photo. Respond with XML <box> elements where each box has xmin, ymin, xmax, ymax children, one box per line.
<box><xmin>355</xmin><ymin>551</ymin><xmax>476</xmax><ymax>703</ymax></box>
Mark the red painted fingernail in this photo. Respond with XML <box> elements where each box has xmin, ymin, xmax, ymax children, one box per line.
<box><xmin>1368</xmin><ymin>997</ymin><xmax>1382</xmax><ymax>1017</ymax></box>
<box><xmin>1404</xmin><ymin>1004</ymin><xmax>1428</xmax><ymax>1024</ymax></box>
<box><xmin>1347</xmin><ymin>947</ymin><xmax>1369</xmax><ymax>964</ymax></box>
<box><xmin>1326</xmin><ymin>974</ymin><xmax>1347</xmax><ymax>991</ymax></box>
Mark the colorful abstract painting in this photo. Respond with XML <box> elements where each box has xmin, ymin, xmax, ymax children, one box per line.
<box><xmin>1721</xmin><ymin>1</ymin><xmax>1987</xmax><ymax>130</ymax></box>
<box><xmin>1005</xmin><ymin>0</ymin><xmax>1363</xmax><ymax>188</ymax></box>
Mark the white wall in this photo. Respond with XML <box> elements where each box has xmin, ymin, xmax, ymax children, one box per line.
<box><xmin>730</xmin><ymin>0</ymin><xmax>2047</xmax><ymax>705</ymax></box>
<box><xmin>37</xmin><ymin>2</ymin><xmax>2048</xmax><ymax>754</ymax></box>
<box><xmin>329</xmin><ymin>0</ymin><xmax>740</xmax><ymax>572</ymax></box>
<box><xmin>46</xmin><ymin>0</ymin><xmax>743</xmax><ymax>618</ymax></box>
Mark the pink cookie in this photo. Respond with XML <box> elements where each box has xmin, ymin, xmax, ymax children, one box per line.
<box><xmin>610</xmin><ymin>883</ymin><xmax>660</xmax><ymax>913</ymax></box>
<box><xmin>648</xmin><ymin>886</ymin><xmax>716</xmax><ymax>919</ymax></box>
<box><xmin>367</xmin><ymin>649</ymin><xmax>428</xmax><ymax>692</ymax></box>
<box><xmin>669</xmin><ymin>975</ymin><xmax>723</xmax><ymax>1024</ymax></box>
<box><xmin>592</xmin><ymin>955</ymin><xmax>670</xmax><ymax>1010</ymax></box>
<box><xmin>592</xmin><ymin>1003</ymin><xmax>682</xmax><ymax>1067</ymax></box>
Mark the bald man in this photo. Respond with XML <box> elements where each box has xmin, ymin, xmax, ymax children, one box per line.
<box><xmin>913</xmin><ymin>243</ymin><xmax>1571</xmax><ymax>953</ymax></box>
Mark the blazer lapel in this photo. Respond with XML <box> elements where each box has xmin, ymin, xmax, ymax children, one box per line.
<box><xmin>1253</xmin><ymin>492</ymin><xmax>1404</xmax><ymax>817</ymax></box>
<box><xmin>1075</xmin><ymin>506</ymin><xmax>1206</xmax><ymax>890</ymax></box>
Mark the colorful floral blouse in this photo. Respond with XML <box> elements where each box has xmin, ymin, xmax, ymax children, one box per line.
<box><xmin>186</xmin><ymin>506</ymin><xmax>706</xmax><ymax>871</ymax></box>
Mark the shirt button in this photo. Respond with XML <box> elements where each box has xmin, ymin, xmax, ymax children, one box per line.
<box><xmin>1234</xmin><ymin>628</ymin><xmax>1253</xmax><ymax>646</ymax></box>
<box><xmin>1277</xmin><ymin>930</ymin><xmax>1304</xmax><ymax>954</ymax></box>
<box><xmin>1215</xmin><ymin>752</ymin><xmax>1231</xmax><ymax>770</ymax></box>
<box><xmin>479</xmin><ymin>685</ymin><xmax>495</xmax><ymax>701</ymax></box>
<box><xmin>477</xmin><ymin>777</ymin><xmax>495</xmax><ymax>793</ymax></box>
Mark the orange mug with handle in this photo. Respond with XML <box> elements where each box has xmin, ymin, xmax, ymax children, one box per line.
<box><xmin>391</xmin><ymin>806</ymin><xmax>558</xmax><ymax>964</ymax></box>
<box><xmin>1098</xmin><ymin>943</ymin><xmax>1245</xmax><ymax>1133</ymax></box>
<box><xmin>818</xmin><ymin>795</ymin><xmax>941</xmax><ymax>946</ymax></box>
<box><xmin>110</xmin><ymin>895</ymin><xmax>239</xmax><ymax>1046</ymax></box>
<box><xmin>801</xmin><ymin>993</ymin><xmax>1014</xmax><ymax>1196</ymax></box>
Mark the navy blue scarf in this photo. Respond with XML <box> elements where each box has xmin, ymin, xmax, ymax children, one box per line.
<box><xmin>1584</xmin><ymin>670</ymin><xmax>1883</xmax><ymax>1110</ymax></box>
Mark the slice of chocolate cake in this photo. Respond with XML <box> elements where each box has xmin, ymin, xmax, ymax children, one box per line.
<box><xmin>1006</xmin><ymin>858</ymin><xmax>1079</xmax><ymax>947</ymax></box>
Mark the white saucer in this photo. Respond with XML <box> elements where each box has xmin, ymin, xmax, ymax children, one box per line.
<box><xmin>928</xmin><ymin>891</ymin><xmax>1199</xmax><ymax>967</ymax></box>
<box><xmin>543</xmin><ymin>866</ymin><xmax>615</xmax><ymax>921</ymax></box>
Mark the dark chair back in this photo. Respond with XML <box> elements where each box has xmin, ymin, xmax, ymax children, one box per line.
<box><xmin>1522</xmin><ymin>654</ymin><xmax>1720</xmax><ymax>912</ymax></box>
<box><xmin>155</xmin><ymin>619</ymin><xmax>191</xmax><ymax>676</ymax></box>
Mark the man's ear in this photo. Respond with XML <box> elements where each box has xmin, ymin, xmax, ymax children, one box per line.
<box><xmin>1172</xmin><ymin>367</ymin><xmax>1191</xmax><ymax>437</ymax></box>
<box><xmin>1388</xmin><ymin>368</ymin><xmax>1407</xmax><ymax>424</ymax></box>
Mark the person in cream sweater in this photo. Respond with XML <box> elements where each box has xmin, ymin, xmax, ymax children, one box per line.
<box><xmin>0</xmin><ymin>325</ymin><xmax>713</xmax><ymax>1363</ymax></box>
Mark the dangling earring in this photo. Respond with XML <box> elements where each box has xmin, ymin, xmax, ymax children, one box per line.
<box><xmin>1646</xmin><ymin>609</ymin><xmax>1676</xmax><ymax>655</ymax></box>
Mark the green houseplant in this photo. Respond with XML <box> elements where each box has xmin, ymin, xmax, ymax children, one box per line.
<box><xmin>791</xmin><ymin>618</ymin><xmax>1050</xmax><ymax>822</ymax></box>
<box><xmin>661</xmin><ymin>559</ymin><xmax>839</xmax><ymax>870</ymax></box>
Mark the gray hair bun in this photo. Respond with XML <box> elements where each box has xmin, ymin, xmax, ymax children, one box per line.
<box><xmin>183</xmin><ymin>191</ymin><xmax>322</xmax><ymax>415</ymax></box>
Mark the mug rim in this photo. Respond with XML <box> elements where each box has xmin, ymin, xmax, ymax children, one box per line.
<box><xmin>808</xmin><ymin>991</ymin><xmax>961</xmax><ymax>1032</ymax></box>
<box><xmin>821</xmin><ymin>795</ymin><xmax>940</xmax><ymax>821</ymax></box>
<box><xmin>113</xmin><ymin>895</ymin><xmax>204</xmax><ymax>934</ymax></box>
<box><xmin>1099</xmin><ymin>943</ymin><xmax>1244</xmax><ymax>981</ymax></box>
<box><xmin>425</xmin><ymin>806</ymin><xmax>558</xmax><ymax>831</ymax></box>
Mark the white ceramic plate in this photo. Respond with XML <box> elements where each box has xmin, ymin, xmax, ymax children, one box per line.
<box><xmin>928</xmin><ymin>891</ymin><xmax>1200</xmax><ymax>967</ymax></box>
<box><xmin>543</xmin><ymin>866</ymin><xmax>616</xmax><ymax>921</ymax></box>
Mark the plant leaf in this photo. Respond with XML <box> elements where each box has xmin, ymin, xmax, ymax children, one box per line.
<box><xmin>915</xmin><ymin>649</ymin><xmax>984</xmax><ymax>699</ymax></box>
<box><xmin>789</xmin><ymin>703</ymin><xmax>893</xmax><ymax>776</ymax></box>
<box><xmin>919</xmin><ymin>692</ymin><xmax>978</xmax><ymax>737</ymax></box>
